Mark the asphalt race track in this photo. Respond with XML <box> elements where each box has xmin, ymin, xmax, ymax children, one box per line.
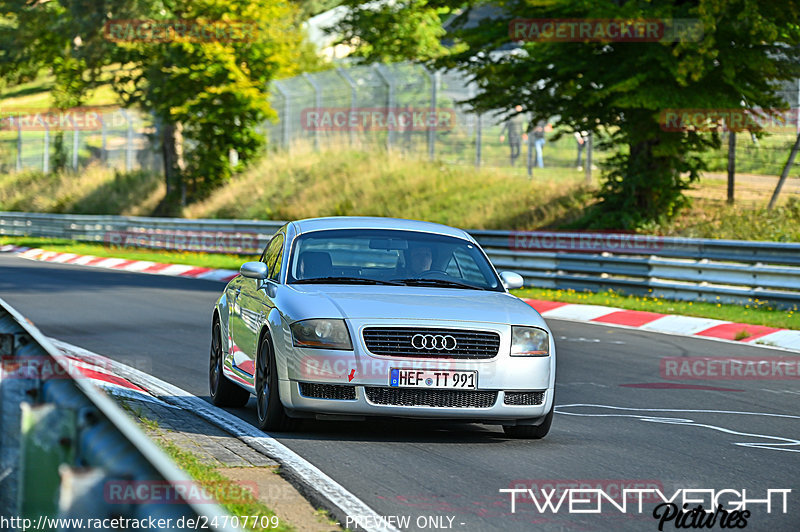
<box><xmin>2</xmin><ymin>254</ymin><xmax>799</xmax><ymax>531</ymax></box>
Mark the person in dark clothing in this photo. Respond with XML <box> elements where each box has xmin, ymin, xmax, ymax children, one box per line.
<box><xmin>499</xmin><ymin>105</ymin><xmax>527</xmax><ymax>166</ymax></box>
<box><xmin>574</xmin><ymin>130</ymin><xmax>589</xmax><ymax>169</ymax></box>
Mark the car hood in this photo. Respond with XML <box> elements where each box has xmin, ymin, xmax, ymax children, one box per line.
<box><xmin>282</xmin><ymin>285</ymin><xmax>544</xmax><ymax>326</ymax></box>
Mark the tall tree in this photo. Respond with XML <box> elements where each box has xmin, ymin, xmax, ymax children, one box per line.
<box><xmin>0</xmin><ymin>0</ymin><xmax>322</xmax><ymax>205</ymax></box>
<box><xmin>336</xmin><ymin>0</ymin><xmax>800</xmax><ymax>228</ymax></box>
<box><xmin>110</xmin><ymin>0</ymin><xmax>315</xmax><ymax>203</ymax></box>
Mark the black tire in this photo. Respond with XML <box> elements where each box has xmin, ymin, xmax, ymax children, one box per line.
<box><xmin>255</xmin><ymin>333</ymin><xmax>293</xmax><ymax>432</ymax></box>
<box><xmin>209</xmin><ymin>316</ymin><xmax>250</xmax><ymax>408</ymax></box>
<box><xmin>503</xmin><ymin>401</ymin><xmax>554</xmax><ymax>439</ymax></box>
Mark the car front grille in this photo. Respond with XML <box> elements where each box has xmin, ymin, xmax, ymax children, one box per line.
<box><xmin>362</xmin><ymin>327</ymin><xmax>501</xmax><ymax>359</ymax></box>
<box><xmin>364</xmin><ymin>387</ymin><xmax>497</xmax><ymax>408</ymax></box>
<box><xmin>504</xmin><ymin>391</ymin><xmax>545</xmax><ymax>406</ymax></box>
<box><xmin>298</xmin><ymin>382</ymin><xmax>357</xmax><ymax>400</ymax></box>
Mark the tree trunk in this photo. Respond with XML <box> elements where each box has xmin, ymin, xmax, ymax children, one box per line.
<box><xmin>160</xmin><ymin>120</ymin><xmax>186</xmax><ymax>205</ymax></box>
<box><xmin>727</xmin><ymin>132</ymin><xmax>735</xmax><ymax>205</ymax></box>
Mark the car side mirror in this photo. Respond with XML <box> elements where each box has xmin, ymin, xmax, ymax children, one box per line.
<box><xmin>240</xmin><ymin>261</ymin><xmax>268</xmax><ymax>280</ymax></box>
<box><xmin>499</xmin><ymin>271</ymin><xmax>524</xmax><ymax>290</ymax></box>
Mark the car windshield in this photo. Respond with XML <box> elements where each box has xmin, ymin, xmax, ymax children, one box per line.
<box><xmin>287</xmin><ymin>229</ymin><xmax>502</xmax><ymax>291</ymax></box>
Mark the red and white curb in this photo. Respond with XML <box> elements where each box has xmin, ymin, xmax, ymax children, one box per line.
<box><xmin>4</xmin><ymin>246</ymin><xmax>239</xmax><ymax>282</ymax></box>
<box><xmin>4</xmin><ymin>245</ymin><xmax>798</xmax><ymax>353</ymax></box>
<box><xmin>523</xmin><ymin>299</ymin><xmax>800</xmax><ymax>352</ymax></box>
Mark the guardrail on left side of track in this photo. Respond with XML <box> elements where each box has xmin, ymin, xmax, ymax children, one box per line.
<box><xmin>0</xmin><ymin>297</ymin><xmax>238</xmax><ymax>531</ymax></box>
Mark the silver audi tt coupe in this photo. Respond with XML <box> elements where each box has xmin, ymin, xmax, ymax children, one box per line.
<box><xmin>209</xmin><ymin>217</ymin><xmax>556</xmax><ymax>438</ymax></box>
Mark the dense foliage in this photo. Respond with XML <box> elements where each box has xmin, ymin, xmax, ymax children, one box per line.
<box><xmin>0</xmin><ymin>0</ymin><xmax>321</xmax><ymax>203</ymax></box>
<box><xmin>336</xmin><ymin>0</ymin><xmax>800</xmax><ymax>228</ymax></box>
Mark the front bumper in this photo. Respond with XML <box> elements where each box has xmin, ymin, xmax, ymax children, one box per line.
<box><xmin>279</xmin><ymin>380</ymin><xmax>553</xmax><ymax>423</ymax></box>
<box><xmin>276</xmin><ymin>318</ymin><xmax>555</xmax><ymax>422</ymax></box>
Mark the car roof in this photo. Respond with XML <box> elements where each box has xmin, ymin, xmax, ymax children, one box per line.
<box><xmin>290</xmin><ymin>216</ymin><xmax>473</xmax><ymax>240</ymax></box>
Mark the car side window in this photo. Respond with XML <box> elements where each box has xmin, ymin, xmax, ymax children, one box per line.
<box><xmin>261</xmin><ymin>234</ymin><xmax>284</xmax><ymax>281</ymax></box>
<box><xmin>445</xmin><ymin>248</ymin><xmax>485</xmax><ymax>284</ymax></box>
<box><xmin>269</xmin><ymin>247</ymin><xmax>284</xmax><ymax>281</ymax></box>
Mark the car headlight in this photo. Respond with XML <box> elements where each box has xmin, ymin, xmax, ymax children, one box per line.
<box><xmin>510</xmin><ymin>326</ymin><xmax>549</xmax><ymax>356</ymax></box>
<box><xmin>290</xmin><ymin>319</ymin><xmax>353</xmax><ymax>350</ymax></box>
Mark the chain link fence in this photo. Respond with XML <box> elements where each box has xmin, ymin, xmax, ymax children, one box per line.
<box><xmin>0</xmin><ymin>108</ymin><xmax>161</xmax><ymax>174</ymax></box>
<box><xmin>2</xmin><ymin>63</ymin><xmax>799</xmax><ymax>193</ymax></box>
<box><xmin>266</xmin><ymin>62</ymin><xmax>598</xmax><ymax>178</ymax></box>
<box><xmin>266</xmin><ymin>63</ymin><xmax>800</xmax><ymax>194</ymax></box>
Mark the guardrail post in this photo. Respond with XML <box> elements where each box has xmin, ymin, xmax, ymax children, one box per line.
<box><xmin>470</xmin><ymin>83</ymin><xmax>480</xmax><ymax>168</ymax></box>
<box><xmin>121</xmin><ymin>109</ymin><xmax>134</xmax><ymax>172</ymax></box>
<box><xmin>273</xmin><ymin>81</ymin><xmax>291</xmax><ymax>153</ymax></box>
<box><xmin>43</xmin><ymin>122</ymin><xmax>50</xmax><ymax>173</ymax></box>
<box><xmin>375</xmin><ymin>65</ymin><xmax>395</xmax><ymax>152</ymax></box>
<box><xmin>422</xmin><ymin>66</ymin><xmax>439</xmax><ymax>161</ymax></box>
<box><xmin>336</xmin><ymin>68</ymin><xmax>358</xmax><ymax>147</ymax></box>
<box><xmin>796</xmin><ymin>78</ymin><xmax>800</xmax><ymax>136</ymax></box>
<box><xmin>475</xmin><ymin>113</ymin><xmax>482</xmax><ymax>168</ymax></box>
<box><xmin>527</xmin><ymin>123</ymin><xmax>534</xmax><ymax>177</ymax></box>
<box><xmin>727</xmin><ymin>131</ymin><xmax>736</xmax><ymax>204</ymax></box>
<box><xmin>303</xmin><ymin>73</ymin><xmax>322</xmax><ymax>152</ymax></box>
<box><xmin>100</xmin><ymin>113</ymin><xmax>108</xmax><ymax>166</ymax></box>
<box><xmin>584</xmin><ymin>132</ymin><xmax>593</xmax><ymax>184</ymax></box>
<box><xmin>16</xmin><ymin>118</ymin><xmax>23</xmax><ymax>172</ymax></box>
<box><xmin>71</xmin><ymin>115</ymin><xmax>80</xmax><ymax>171</ymax></box>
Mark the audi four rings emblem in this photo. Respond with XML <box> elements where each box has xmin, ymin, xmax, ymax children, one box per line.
<box><xmin>411</xmin><ymin>334</ymin><xmax>458</xmax><ymax>350</ymax></box>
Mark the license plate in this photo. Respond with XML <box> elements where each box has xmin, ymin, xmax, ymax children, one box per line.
<box><xmin>389</xmin><ymin>368</ymin><xmax>477</xmax><ymax>389</ymax></box>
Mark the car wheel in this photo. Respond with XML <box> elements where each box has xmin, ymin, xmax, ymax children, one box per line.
<box><xmin>256</xmin><ymin>333</ymin><xmax>293</xmax><ymax>432</ymax></box>
<box><xmin>209</xmin><ymin>317</ymin><xmax>250</xmax><ymax>408</ymax></box>
<box><xmin>503</xmin><ymin>401</ymin><xmax>554</xmax><ymax>439</ymax></box>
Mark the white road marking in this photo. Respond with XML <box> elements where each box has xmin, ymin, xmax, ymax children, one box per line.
<box><xmin>557</xmin><ymin>336</ymin><xmax>626</xmax><ymax>345</ymax></box>
<box><xmin>543</xmin><ymin>304</ymin><xmax>620</xmax><ymax>321</ymax></box>
<box><xmin>51</xmin><ymin>338</ymin><xmax>398</xmax><ymax>532</ymax></box>
<box><xmin>557</xmin><ymin>382</ymin><xmax>611</xmax><ymax>388</ymax></box>
<box><xmin>641</xmin><ymin>315</ymin><xmax>729</xmax><ymax>335</ymax></box>
<box><xmin>752</xmin><ymin>330</ymin><xmax>800</xmax><ymax>350</ymax></box>
<box><xmin>556</xmin><ymin>404</ymin><xmax>800</xmax><ymax>453</ymax></box>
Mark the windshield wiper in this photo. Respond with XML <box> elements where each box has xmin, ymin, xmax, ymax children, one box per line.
<box><xmin>294</xmin><ymin>276</ymin><xmax>403</xmax><ymax>286</ymax></box>
<box><xmin>392</xmin><ymin>278</ymin><xmax>480</xmax><ymax>290</ymax></box>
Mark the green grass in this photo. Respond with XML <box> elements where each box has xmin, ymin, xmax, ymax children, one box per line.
<box><xmin>0</xmin><ymin>236</ymin><xmax>251</xmax><ymax>269</ymax></box>
<box><xmin>159</xmin><ymin>440</ymin><xmax>294</xmax><ymax>532</ymax></box>
<box><xmin>2</xmin><ymin>145</ymin><xmax>797</xmax><ymax>241</ymax></box>
<box><xmin>512</xmin><ymin>287</ymin><xmax>799</xmax><ymax>329</ymax></box>
<box><xmin>644</xmin><ymin>196</ymin><xmax>800</xmax><ymax>242</ymax></box>
<box><xmin>0</xmin><ymin>165</ymin><xmax>165</xmax><ymax>215</ymax></box>
<box><xmin>0</xmin><ymin>65</ymin><xmax>121</xmax><ymax>111</ymax></box>
<box><xmin>185</xmin><ymin>145</ymin><xmax>593</xmax><ymax>230</ymax></box>
<box><xmin>700</xmin><ymin>129</ymin><xmax>800</xmax><ymax>176</ymax></box>
<box><xmin>114</xmin><ymin>401</ymin><xmax>294</xmax><ymax>531</ymax></box>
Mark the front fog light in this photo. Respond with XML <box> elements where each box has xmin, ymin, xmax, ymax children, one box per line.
<box><xmin>510</xmin><ymin>326</ymin><xmax>549</xmax><ymax>356</ymax></box>
<box><xmin>290</xmin><ymin>319</ymin><xmax>353</xmax><ymax>350</ymax></box>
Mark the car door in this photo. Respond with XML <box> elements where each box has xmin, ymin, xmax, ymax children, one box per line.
<box><xmin>225</xmin><ymin>274</ymin><xmax>247</xmax><ymax>366</ymax></box>
<box><xmin>233</xmin><ymin>233</ymin><xmax>284</xmax><ymax>383</ymax></box>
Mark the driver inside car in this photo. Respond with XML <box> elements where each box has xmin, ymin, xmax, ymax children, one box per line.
<box><xmin>407</xmin><ymin>244</ymin><xmax>434</xmax><ymax>276</ymax></box>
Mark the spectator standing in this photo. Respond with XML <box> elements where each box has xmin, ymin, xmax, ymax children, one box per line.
<box><xmin>499</xmin><ymin>105</ymin><xmax>527</xmax><ymax>166</ymax></box>
<box><xmin>574</xmin><ymin>130</ymin><xmax>589</xmax><ymax>169</ymax></box>
<box><xmin>532</xmin><ymin>120</ymin><xmax>549</xmax><ymax>168</ymax></box>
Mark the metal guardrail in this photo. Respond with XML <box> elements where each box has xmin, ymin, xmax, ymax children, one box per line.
<box><xmin>0</xmin><ymin>211</ymin><xmax>285</xmax><ymax>254</ymax></box>
<box><xmin>2</xmin><ymin>211</ymin><xmax>800</xmax><ymax>308</ymax></box>
<box><xmin>469</xmin><ymin>230</ymin><xmax>800</xmax><ymax>308</ymax></box>
<box><xmin>0</xmin><ymin>297</ymin><xmax>237</xmax><ymax>531</ymax></box>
